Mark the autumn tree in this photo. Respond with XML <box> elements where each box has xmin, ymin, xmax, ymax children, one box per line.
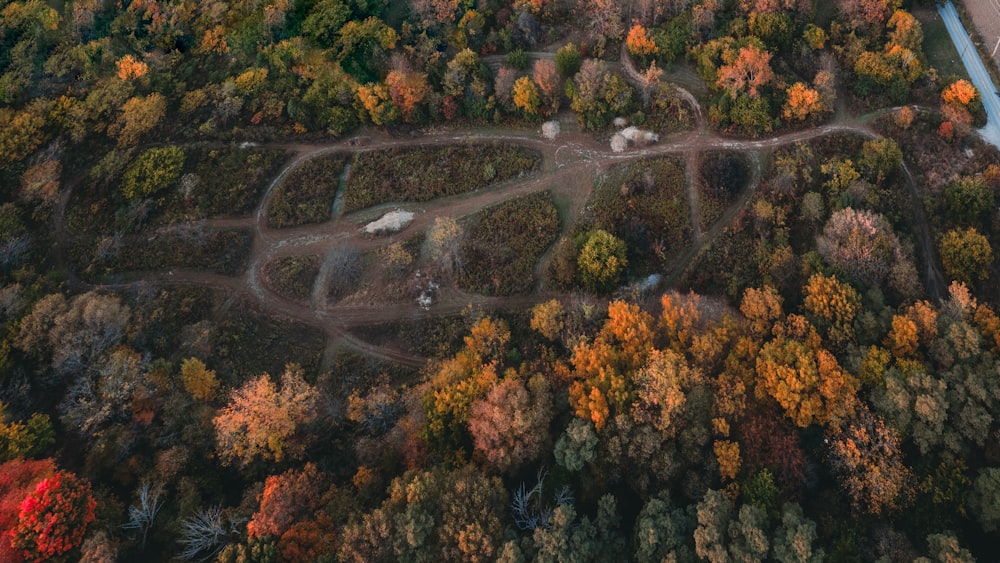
<box><xmin>716</xmin><ymin>44</ymin><xmax>775</xmax><ymax>99</ymax></box>
<box><xmin>782</xmin><ymin>82</ymin><xmax>823</xmax><ymax>122</ymax></box>
<box><xmin>385</xmin><ymin>68</ymin><xmax>431</xmax><ymax>122</ymax></box>
<box><xmin>530</xmin><ymin>299</ymin><xmax>565</xmax><ymax>341</ymax></box>
<box><xmin>626</xmin><ymin>24</ymin><xmax>658</xmax><ymax>57</ymax></box>
<box><xmin>247</xmin><ymin>463</ymin><xmax>335</xmax><ymax>540</ymax></box>
<box><xmin>939</xmin><ymin>228</ymin><xmax>993</xmax><ymax>284</ymax></box>
<box><xmin>577</xmin><ymin>228</ymin><xmax>627</xmax><ymax>292</ymax></box>
<box><xmin>213</xmin><ymin>365</ymin><xmax>319</xmax><ymax>467</ymax></box>
<box><xmin>410</xmin><ymin>0</ymin><xmax>460</xmax><ymax>27</ymax></box>
<box><xmin>111</xmin><ymin>93</ymin><xmax>166</xmax><ymax>146</ymax></box>
<box><xmin>817</xmin><ymin>207</ymin><xmax>904</xmax><ymax>286</ymax></box>
<box><xmin>755</xmin><ymin>317</ymin><xmax>859</xmax><ymax>428</ymax></box>
<box><xmin>115</xmin><ymin>54</ymin><xmax>148</xmax><ymax>80</ymax></box>
<box><xmin>469</xmin><ymin>374</ymin><xmax>553</xmax><ymax>472</ymax></box>
<box><xmin>426</xmin><ymin>216</ymin><xmax>464</xmax><ymax>275</ymax></box>
<box><xmin>532</xmin><ymin>59</ymin><xmax>561</xmax><ymax>113</ymax></box>
<box><xmin>632</xmin><ymin>349</ymin><xmax>701</xmax><ymax>436</ymax></box>
<box><xmin>10</xmin><ymin>471</ymin><xmax>97</xmax><ymax>562</ymax></box>
<box><xmin>0</xmin><ymin>458</ymin><xmax>55</xmax><ymax>562</ymax></box>
<box><xmin>969</xmin><ymin>467</ymin><xmax>1000</xmax><ymax>532</ymax></box>
<box><xmin>802</xmin><ymin>273</ymin><xmax>861</xmax><ymax>348</ymax></box>
<box><xmin>740</xmin><ymin>285</ymin><xmax>783</xmax><ymax>337</ymax></box>
<box><xmin>512</xmin><ymin>76</ymin><xmax>541</xmax><ymax>116</ymax></box>
<box><xmin>827</xmin><ymin>407</ymin><xmax>911</xmax><ymax>515</ymax></box>
<box><xmin>18</xmin><ymin>157</ymin><xmax>61</xmax><ymax>207</ymax></box>
<box><xmin>772</xmin><ymin>503</ymin><xmax>824</xmax><ymax>563</ymax></box>
<box><xmin>633</xmin><ymin>494</ymin><xmax>694</xmax><ymax>562</ymax></box>
<box><xmin>180</xmin><ymin>357</ymin><xmax>219</xmax><ymax>402</ymax></box>
<box><xmin>356</xmin><ymin>82</ymin><xmax>399</xmax><ymax>126</ymax></box>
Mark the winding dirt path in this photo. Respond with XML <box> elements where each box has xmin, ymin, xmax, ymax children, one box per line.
<box><xmin>56</xmin><ymin>101</ymin><xmax>944</xmax><ymax>369</ymax></box>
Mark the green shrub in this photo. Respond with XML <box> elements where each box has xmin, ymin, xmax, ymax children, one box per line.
<box><xmin>122</xmin><ymin>147</ymin><xmax>185</xmax><ymax>201</ymax></box>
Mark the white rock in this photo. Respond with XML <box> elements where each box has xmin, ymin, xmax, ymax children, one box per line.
<box><xmin>542</xmin><ymin>120</ymin><xmax>560</xmax><ymax>140</ymax></box>
<box><xmin>363</xmin><ymin>210</ymin><xmax>414</xmax><ymax>234</ymax></box>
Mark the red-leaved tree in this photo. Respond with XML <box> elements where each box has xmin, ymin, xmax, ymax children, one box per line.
<box><xmin>10</xmin><ymin>471</ymin><xmax>96</xmax><ymax>562</ymax></box>
<box><xmin>0</xmin><ymin>459</ymin><xmax>56</xmax><ymax>563</ymax></box>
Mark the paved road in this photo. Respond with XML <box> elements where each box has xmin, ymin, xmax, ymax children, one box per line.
<box><xmin>940</xmin><ymin>0</ymin><xmax>1000</xmax><ymax>147</ymax></box>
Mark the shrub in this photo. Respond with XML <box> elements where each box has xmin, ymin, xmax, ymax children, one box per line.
<box><xmin>121</xmin><ymin>147</ymin><xmax>185</xmax><ymax>201</ymax></box>
<box><xmin>577</xmin><ymin>229</ymin><xmax>627</xmax><ymax>292</ymax></box>
<box><xmin>265</xmin><ymin>255</ymin><xmax>320</xmax><ymax>301</ymax></box>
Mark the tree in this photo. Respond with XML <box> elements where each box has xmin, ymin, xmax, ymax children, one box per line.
<box><xmin>827</xmin><ymin>407</ymin><xmax>911</xmax><ymax>515</ymax></box>
<box><xmin>301</xmin><ymin>0</ymin><xmax>351</xmax><ymax>46</ymax></box>
<box><xmin>577</xmin><ymin>229</ymin><xmax>627</xmax><ymax>292</ymax></box>
<box><xmin>385</xmin><ymin>69</ymin><xmax>431</xmax><ymax>122</ymax></box>
<box><xmin>632</xmin><ymin>349</ymin><xmax>701</xmax><ymax>436</ymax></box>
<box><xmin>426</xmin><ymin>216</ymin><xmax>464</xmax><ymax>275</ymax></box>
<box><xmin>10</xmin><ymin>471</ymin><xmax>97</xmax><ymax>562</ymax></box>
<box><xmin>783</xmin><ymin>82</ymin><xmax>823</xmax><ymax>122</ymax></box>
<box><xmin>942</xmin><ymin>79</ymin><xmax>978</xmax><ymax>107</ymax></box>
<box><xmin>802</xmin><ymin>273</ymin><xmax>860</xmax><ymax>348</ymax></box>
<box><xmin>633</xmin><ymin>494</ymin><xmax>693</xmax><ymax>563</ymax></box>
<box><xmin>180</xmin><ymin>358</ymin><xmax>219</xmax><ymax>402</ymax></box>
<box><xmin>945</xmin><ymin>176</ymin><xmax>993</xmax><ymax>225</ymax></box>
<box><xmin>694</xmin><ymin>490</ymin><xmax>770</xmax><ymax>563</ymax></box>
<box><xmin>716</xmin><ymin>45</ymin><xmax>775</xmax><ymax>99</ymax></box>
<box><xmin>626</xmin><ymin>24</ymin><xmax>658</xmax><ymax>57</ymax></box>
<box><xmin>532</xmin><ymin>59</ymin><xmax>561</xmax><ymax>112</ymax></box>
<box><xmin>213</xmin><ymin>365</ymin><xmax>319</xmax><ymax>467</ymax></box>
<box><xmin>772</xmin><ymin>503</ymin><xmax>824</xmax><ymax>563</ymax></box>
<box><xmin>111</xmin><ymin>93</ymin><xmax>165</xmax><ymax>146</ymax></box>
<box><xmin>121</xmin><ymin>146</ymin><xmax>185</xmax><ymax>201</ymax></box>
<box><xmin>859</xmin><ymin>138</ymin><xmax>902</xmax><ymax>185</ymax></box>
<box><xmin>512</xmin><ymin>76</ymin><xmax>541</xmax><ymax>116</ymax></box>
<box><xmin>939</xmin><ymin>228</ymin><xmax>993</xmax><ymax>284</ymax></box>
<box><xmin>410</xmin><ymin>0</ymin><xmax>460</xmax><ymax>27</ymax></box>
<box><xmin>0</xmin><ymin>458</ymin><xmax>55</xmax><ymax>563</ymax></box>
<box><xmin>740</xmin><ymin>285</ymin><xmax>783</xmax><ymax>337</ymax></box>
<box><xmin>755</xmin><ymin>324</ymin><xmax>859</xmax><ymax>428</ymax></box>
<box><xmin>969</xmin><ymin>467</ymin><xmax>1000</xmax><ymax>532</ymax></box>
<box><xmin>555</xmin><ymin>43</ymin><xmax>582</xmax><ymax>77</ymax></box>
<box><xmin>817</xmin><ymin>208</ymin><xmax>903</xmax><ymax>286</ymax></box>
<box><xmin>0</xmin><ymin>403</ymin><xmax>54</xmax><ymax>461</ymax></box>
<box><xmin>530</xmin><ymin>299</ymin><xmax>564</xmax><ymax>341</ymax></box>
<box><xmin>469</xmin><ymin>374</ymin><xmax>553</xmax><ymax>472</ymax></box>
<box><xmin>247</xmin><ymin>463</ymin><xmax>334</xmax><ymax>539</ymax></box>
<box><xmin>115</xmin><ymin>54</ymin><xmax>148</xmax><ymax>80</ymax></box>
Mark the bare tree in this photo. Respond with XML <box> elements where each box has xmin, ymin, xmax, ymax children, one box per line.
<box><xmin>122</xmin><ymin>482</ymin><xmax>163</xmax><ymax>549</ymax></box>
<box><xmin>176</xmin><ymin>506</ymin><xmax>238</xmax><ymax>560</ymax></box>
<box><xmin>511</xmin><ymin>467</ymin><xmax>573</xmax><ymax>531</ymax></box>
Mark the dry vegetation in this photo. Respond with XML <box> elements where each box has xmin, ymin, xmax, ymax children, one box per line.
<box><xmin>267</xmin><ymin>154</ymin><xmax>348</xmax><ymax>228</ymax></box>
<box><xmin>343</xmin><ymin>144</ymin><xmax>542</xmax><ymax>212</ymax></box>
<box><xmin>458</xmin><ymin>191</ymin><xmax>561</xmax><ymax>296</ymax></box>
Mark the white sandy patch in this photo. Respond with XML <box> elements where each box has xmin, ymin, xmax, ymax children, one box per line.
<box><xmin>364</xmin><ymin>210</ymin><xmax>414</xmax><ymax>234</ymax></box>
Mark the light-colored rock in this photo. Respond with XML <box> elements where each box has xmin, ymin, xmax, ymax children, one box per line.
<box><xmin>363</xmin><ymin>210</ymin><xmax>414</xmax><ymax>234</ymax></box>
<box><xmin>542</xmin><ymin>120</ymin><xmax>560</xmax><ymax>140</ymax></box>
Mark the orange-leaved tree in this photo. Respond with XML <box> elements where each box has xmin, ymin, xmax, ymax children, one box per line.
<box><xmin>626</xmin><ymin>24</ymin><xmax>658</xmax><ymax>57</ymax></box>
<box><xmin>213</xmin><ymin>365</ymin><xmax>318</xmax><ymax>467</ymax></box>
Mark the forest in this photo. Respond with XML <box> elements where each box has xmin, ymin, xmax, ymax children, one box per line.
<box><xmin>2</xmin><ymin>0</ymin><xmax>1000</xmax><ymax>561</ymax></box>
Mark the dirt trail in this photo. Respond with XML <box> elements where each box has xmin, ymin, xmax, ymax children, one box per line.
<box><xmin>60</xmin><ymin>102</ymin><xmax>945</xmax><ymax>368</ymax></box>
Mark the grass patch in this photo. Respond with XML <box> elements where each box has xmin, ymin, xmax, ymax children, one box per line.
<box><xmin>264</xmin><ymin>255</ymin><xmax>320</xmax><ymax>301</ymax></box>
<box><xmin>916</xmin><ymin>7</ymin><xmax>971</xmax><ymax>83</ymax></box>
<box><xmin>268</xmin><ymin>154</ymin><xmax>349</xmax><ymax>228</ymax></box>
<box><xmin>699</xmin><ymin>151</ymin><xmax>750</xmax><ymax>227</ymax></box>
<box><xmin>97</xmin><ymin>228</ymin><xmax>253</xmax><ymax>277</ymax></box>
<box><xmin>587</xmin><ymin>156</ymin><xmax>690</xmax><ymax>275</ymax></box>
<box><xmin>343</xmin><ymin>143</ymin><xmax>542</xmax><ymax>212</ymax></box>
<box><xmin>457</xmin><ymin>191</ymin><xmax>561</xmax><ymax>296</ymax></box>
